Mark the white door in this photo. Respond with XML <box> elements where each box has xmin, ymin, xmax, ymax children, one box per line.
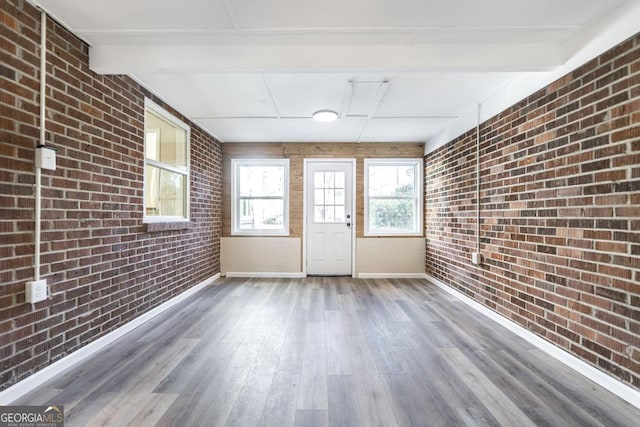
<box><xmin>306</xmin><ymin>161</ymin><xmax>353</xmax><ymax>275</ymax></box>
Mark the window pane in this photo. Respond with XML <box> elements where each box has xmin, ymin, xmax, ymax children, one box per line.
<box><xmin>145</xmin><ymin>166</ymin><xmax>159</xmax><ymax>215</ymax></box>
<box><xmin>145</xmin><ymin>129</ymin><xmax>159</xmax><ymax>160</ymax></box>
<box><xmin>369</xmin><ymin>199</ymin><xmax>414</xmax><ymax>233</ymax></box>
<box><xmin>324</xmin><ymin>172</ymin><xmax>335</xmax><ymax>187</ymax></box>
<box><xmin>238</xmin><ymin>199</ymin><xmax>284</xmax><ymax>230</ymax></box>
<box><xmin>325</xmin><ymin>206</ymin><xmax>335</xmax><ymax>223</ymax></box>
<box><xmin>239</xmin><ymin>166</ymin><xmax>285</xmax><ymax>197</ymax></box>
<box><xmin>313</xmin><ymin>169</ymin><xmax>346</xmax><ymax>224</ymax></box>
<box><xmin>144</xmin><ymin>102</ymin><xmax>190</xmax><ymax>222</ymax></box>
<box><xmin>145</xmin><ymin>165</ymin><xmax>185</xmax><ymax>217</ymax></box>
<box><xmin>369</xmin><ymin>165</ymin><xmax>415</xmax><ymax>197</ymax></box>
<box><xmin>145</xmin><ymin>109</ymin><xmax>187</xmax><ymax>169</ymax></box>
<box><xmin>324</xmin><ymin>189</ymin><xmax>334</xmax><ymax>205</ymax></box>
<box><xmin>233</xmin><ymin>159</ymin><xmax>288</xmax><ymax>235</ymax></box>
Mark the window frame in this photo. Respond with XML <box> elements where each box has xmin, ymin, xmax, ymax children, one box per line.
<box><xmin>364</xmin><ymin>158</ymin><xmax>423</xmax><ymax>237</ymax></box>
<box><xmin>143</xmin><ymin>98</ymin><xmax>191</xmax><ymax>224</ymax></box>
<box><xmin>231</xmin><ymin>158</ymin><xmax>290</xmax><ymax>236</ymax></box>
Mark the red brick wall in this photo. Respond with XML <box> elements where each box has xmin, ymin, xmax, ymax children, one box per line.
<box><xmin>0</xmin><ymin>0</ymin><xmax>222</xmax><ymax>391</ymax></box>
<box><xmin>425</xmin><ymin>32</ymin><xmax>640</xmax><ymax>388</ymax></box>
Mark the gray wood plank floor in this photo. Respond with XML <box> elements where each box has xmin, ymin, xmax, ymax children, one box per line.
<box><xmin>13</xmin><ymin>277</ymin><xmax>640</xmax><ymax>426</ymax></box>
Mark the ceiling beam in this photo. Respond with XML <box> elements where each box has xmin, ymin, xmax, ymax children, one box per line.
<box><xmin>89</xmin><ymin>42</ymin><xmax>563</xmax><ymax>74</ymax></box>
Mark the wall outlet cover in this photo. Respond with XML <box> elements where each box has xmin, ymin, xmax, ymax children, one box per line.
<box><xmin>26</xmin><ymin>279</ymin><xmax>48</xmax><ymax>304</ymax></box>
<box><xmin>472</xmin><ymin>252</ymin><xmax>482</xmax><ymax>265</ymax></box>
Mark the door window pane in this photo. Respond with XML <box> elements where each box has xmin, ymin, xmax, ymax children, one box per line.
<box><xmin>313</xmin><ymin>170</ymin><xmax>346</xmax><ymax>223</ymax></box>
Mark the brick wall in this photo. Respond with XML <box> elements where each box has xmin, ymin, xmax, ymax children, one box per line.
<box><xmin>425</xmin><ymin>33</ymin><xmax>640</xmax><ymax>387</ymax></box>
<box><xmin>0</xmin><ymin>0</ymin><xmax>222</xmax><ymax>391</ymax></box>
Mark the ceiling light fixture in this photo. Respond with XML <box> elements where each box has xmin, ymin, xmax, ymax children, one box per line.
<box><xmin>312</xmin><ymin>110</ymin><xmax>338</xmax><ymax>122</ymax></box>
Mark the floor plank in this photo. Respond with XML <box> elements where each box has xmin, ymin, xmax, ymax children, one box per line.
<box><xmin>440</xmin><ymin>347</ymin><xmax>537</xmax><ymax>427</ymax></box>
<box><xmin>327</xmin><ymin>375</ymin><xmax>362</xmax><ymax>427</ymax></box>
<box><xmin>260</xmin><ymin>372</ymin><xmax>299</xmax><ymax>427</ymax></box>
<box><xmin>352</xmin><ymin>373</ymin><xmax>399</xmax><ymax>427</ymax></box>
<box><xmin>11</xmin><ymin>277</ymin><xmax>640</xmax><ymax>427</ymax></box>
<box><xmin>294</xmin><ymin>409</ymin><xmax>328</xmax><ymax>427</ymax></box>
<box><xmin>297</xmin><ymin>321</ymin><xmax>328</xmax><ymax>410</ymax></box>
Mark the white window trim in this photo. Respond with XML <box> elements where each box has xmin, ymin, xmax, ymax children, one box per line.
<box><xmin>143</xmin><ymin>98</ymin><xmax>191</xmax><ymax>224</ymax></box>
<box><xmin>364</xmin><ymin>158</ymin><xmax>423</xmax><ymax>237</ymax></box>
<box><xmin>231</xmin><ymin>158</ymin><xmax>290</xmax><ymax>236</ymax></box>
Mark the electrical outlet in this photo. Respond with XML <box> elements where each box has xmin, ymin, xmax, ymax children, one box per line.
<box><xmin>26</xmin><ymin>279</ymin><xmax>48</xmax><ymax>303</ymax></box>
<box><xmin>472</xmin><ymin>252</ymin><xmax>482</xmax><ymax>265</ymax></box>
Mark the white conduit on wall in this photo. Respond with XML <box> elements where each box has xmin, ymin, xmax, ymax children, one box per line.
<box><xmin>35</xmin><ymin>10</ymin><xmax>46</xmax><ymax>281</ymax></box>
<box><xmin>476</xmin><ymin>103</ymin><xmax>481</xmax><ymax>254</ymax></box>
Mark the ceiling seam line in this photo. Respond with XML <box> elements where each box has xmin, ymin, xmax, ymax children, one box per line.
<box><xmin>261</xmin><ymin>74</ymin><xmax>281</xmax><ymax>119</ymax></box>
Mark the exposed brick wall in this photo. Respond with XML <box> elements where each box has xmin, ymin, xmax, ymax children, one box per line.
<box><xmin>0</xmin><ymin>0</ymin><xmax>222</xmax><ymax>391</ymax></box>
<box><xmin>425</xmin><ymin>33</ymin><xmax>640</xmax><ymax>388</ymax></box>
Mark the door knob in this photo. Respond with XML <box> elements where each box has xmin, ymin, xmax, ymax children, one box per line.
<box><xmin>346</xmin><ymin>222</ymin><xmax>351</xmax><ymax>227</ymax></box>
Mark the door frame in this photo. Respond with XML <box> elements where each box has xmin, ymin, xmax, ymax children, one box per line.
<box><xmin>302</xmin><ymin>158</ymin><xmax>357</xmax><ymax>277</ymax></box>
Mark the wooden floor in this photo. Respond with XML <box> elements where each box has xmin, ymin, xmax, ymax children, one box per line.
<box><xmin>15</xmin><ymin>277</ymin><xmax>640</xmax><ymax>426</ymax></box>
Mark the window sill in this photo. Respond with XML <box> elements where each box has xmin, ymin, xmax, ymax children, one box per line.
<box><xmin>145</xmin><ymin>221</ymin><xmax>190</xmax><ymax>233</ymax></box>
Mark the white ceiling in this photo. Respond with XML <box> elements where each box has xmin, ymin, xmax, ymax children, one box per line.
<box><xmin>32</xmin><ymin>0</ymin><xmax>638</xmax><ymax>144</ymax></box>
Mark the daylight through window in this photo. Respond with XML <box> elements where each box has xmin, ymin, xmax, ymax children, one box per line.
<box><xmin>364</xmin><ymin>158</ymin><xmax>423</xmax><ymax>236</ymax></box>
<box><xmin>232</xmin><ymin>159</ymin><xmax>289</xmax><ymax>235</ymax></box>
<box><xmin>144</xmin><ymin>100</ymin><xmax>190</xmax><ymax>222</ymax></box>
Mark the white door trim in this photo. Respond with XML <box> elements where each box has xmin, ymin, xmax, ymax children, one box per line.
<box><xmin>303</xmin><ymin>158</ymin><xmax>356</xmax><ymax>277</ymax></box>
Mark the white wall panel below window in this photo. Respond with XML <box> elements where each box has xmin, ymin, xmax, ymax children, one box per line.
<box><xmin>221</xmin><ymin>237</ymin><xmax>301</xmax><ymax>275</ymax></box>
<box><xmin>356</xmin><ymin>238</ymin><xmax>425</xmax><ymax>275</ymax></box>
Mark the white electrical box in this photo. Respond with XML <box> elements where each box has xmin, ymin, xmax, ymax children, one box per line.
<box><xmin>472</xmin><ymin>252</ymin><xmax>482</xmax><ymax>265</ymax></box>
<box><xmin>26</xmin><ymin>279</ymin><xmax>48</xmax><ymax>303</ymax></box>
<box><xmin>36</xmin><ymin>145</ymin><xmax>56</xmax><ymax>170</ymax></box>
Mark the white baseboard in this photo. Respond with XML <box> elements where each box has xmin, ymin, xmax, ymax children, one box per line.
<box><xmin>223</xmin><ymin>272</ymin><xmax>306</xmax><ymax>278</ymax></box>
<box><xmin>0</xmin><ymin>273</ymin><xmax>220</xmax><ymax>405</ymax></box>
<box><xmin>424</xmin><ymin>273</ymin><xmax>640</xmax><ymax>409</ymax></box>
<box><xmin>357</xmin><ymin>273</ymin><xmax>428</xmax><ymax>279</ymax></box>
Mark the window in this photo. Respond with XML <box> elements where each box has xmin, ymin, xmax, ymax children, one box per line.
<box><xmin>144</xmin><ymin>99</ymin><xmax>190</xmax><ymax>222</ymax></box>
<box><xmin>313</xmin><ymin>170</ymin><xmax>346</xmax><ymax>223</ymax></box>
<box><xmin>364</xmin><ymin>158</ymin><xmax>423</xmax><ymax>236</ymax></box>
<box><xmin>232</xmin><ymin>159</ymin><xmax>289</xmax><ymax>235</ymax></box>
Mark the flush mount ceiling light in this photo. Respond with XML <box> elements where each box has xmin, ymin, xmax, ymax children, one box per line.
<box><xmin>312</xmin><ymin>110</ymin><xmax>338</xmax><ymax>122</ymax></box>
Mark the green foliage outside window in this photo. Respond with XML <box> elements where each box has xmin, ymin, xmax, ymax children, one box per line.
<box><xmin>369</xmin><ymin>183</ymin><xmax>414</xmax><ymax>231</ymax></box>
